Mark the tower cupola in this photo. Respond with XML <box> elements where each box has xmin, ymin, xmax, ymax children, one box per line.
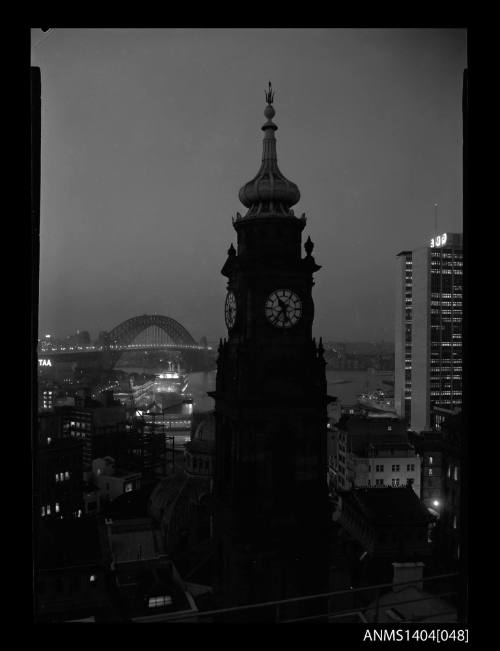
<box><xmin>238</xmin><ymin>82</ymin><xmax>300</xmax><ymax>217</ymax></box>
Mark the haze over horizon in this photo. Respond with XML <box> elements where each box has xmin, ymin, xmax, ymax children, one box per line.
<box><xmin>31</xmin><ymin>28</ymin><xmax>466</xmax><ymax>343</ymax></box>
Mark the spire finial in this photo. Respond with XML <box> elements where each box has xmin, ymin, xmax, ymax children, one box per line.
<box><xmin>265</xmin><ymin>81</ymin><xmax>275</xmax><ymax>105</ymax></box>
<box><xmin>238</xmin><ymin>84</ymin><xmax>300</xmax><ymax>215</ymax></box>
<box><xmin>263</xmin><ymin>82</ymin><xmax>276</xmax><ymax>126</ymax></box>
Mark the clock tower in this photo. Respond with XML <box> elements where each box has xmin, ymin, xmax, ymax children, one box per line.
<box><xmin>212</xmin><ymin>84</ymin><xmax>330</xmax><ymax>614</ymax></box>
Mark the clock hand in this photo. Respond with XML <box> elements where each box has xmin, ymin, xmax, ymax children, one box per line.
<box><xmin>277</xmin><ymin>298</ymin><xmax>287</xmax><ymax>310</ymax></box>
<box><xmin>278</xmin><ymin>306</ymin><xmax>290</xmax><ymax>324</ymax></box>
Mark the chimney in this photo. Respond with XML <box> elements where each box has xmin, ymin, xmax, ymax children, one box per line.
<box><xmin>392</xmin><ymin>562</ymin><xmax>425</xmax><ymax>592</ymax></box>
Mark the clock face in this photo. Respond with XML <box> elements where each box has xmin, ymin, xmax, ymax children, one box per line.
<box><xmin>265</xmin><ymin>289</ymin><xmax>302</xmax><ymax>328</ymax></box>
<box><xmin>225</xmin><ymin>291</ymin><xmax>237</xmax><ymax>329</ymax></box>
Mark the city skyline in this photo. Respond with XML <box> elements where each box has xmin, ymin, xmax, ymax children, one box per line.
<box><xmin>31</xmin><ymin>28</ymin><xmax>466</xmax><ymax>342</ymax></box>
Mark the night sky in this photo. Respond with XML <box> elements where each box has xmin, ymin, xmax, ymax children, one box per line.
<box><xmin>31</xmin><ymin>28</ymin><xmax>466</xmax><ymax>343</ymax></box>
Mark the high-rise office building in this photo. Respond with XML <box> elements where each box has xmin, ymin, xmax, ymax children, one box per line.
<box><xmin>395</xmin><ymin>232</ymin><xmax>463</xmax><ymax>432</ymax></box>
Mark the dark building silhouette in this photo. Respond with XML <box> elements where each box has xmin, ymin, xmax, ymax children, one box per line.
<box><xmin>149</xmin><ymin>413</ymin><xmax>214</xmax><ymax>579</ymax></box>
<box><xmin>459</xmin><ymin>67</ymin><xmax>468</xmax><ymax>623</ymax></box>
<box><xmin>212</xmin><ymin>85</ymin><xmax>330</xmax><ymax>613</ymax></box>
<box><xmin>332</xmin><ymin>488</ymin><xmax>436</xmax><ymax>606</ymax></box>
<box><xmin>35</xmin><ymin>436</ymin><xmax>85</xmax><ymax>521</ymax></box>
<box><xmin>332</xmin><ymin>487</ymin><xmax>433</xmax><ymax>564</ymax></box>
<box><xmin>34</xmin><ymin>517</ymin><xmax>114</xmax><ymax>622</ymax></box>
<box><xmin>409</xmin><ymin>413</ymin><xmax>462</xmax><ymax>565</ymax></box>
<box><xmin>55</xmin><ymin>392</ymin><xmax>130</xmax><ymax>470</ymax></box>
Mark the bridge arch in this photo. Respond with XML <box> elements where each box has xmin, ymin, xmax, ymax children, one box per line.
<box><xmin>105</xmin><ymin>314</ymin><xmax>197</xmax><ymax>348</ymax></box>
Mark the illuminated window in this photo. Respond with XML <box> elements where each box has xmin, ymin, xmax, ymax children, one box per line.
<box><xmin>47</xmin><ymin>505</ymin><xmax>51</xmax><ymax>515</ymax></box>
<box><xmin>453</xmin><ymin>515</ymin><xmax>457</xmax><ymax>529</ymax></box>
<box><xmin>124</xmin><ymin>482</ymin><xmax>133</xmax><ymax>493</ymax></box>
<box><xmin>89</xmin><ymin>575</ymin><xmax>96</xmax><ymax>583</ymax></box>
<box><xmin>429</xmin><ymin>469</ymin><xmax>433</xmax><ymax>476</ymax></box>
<box><xmin>392</xmin><ymin>478</ymin><xmax>400</xmax><ymax>487</ymax></box>
<box><xmin>41</xmin><ymin>506</ymin><xmax>45</xmax><ymax>517</ymax></box>
<box><xmin>65</xmin><ymin>471</ymin><xmax>70</xmax><ymax>480</ymax></box>
<box><xmin>453</xmin><ymin>466</ymin><xmax>458</xmax><ymax>481</ymax></box>
<box><xmin>55</xmin><ymin>503</ymin><xmax>60</xmax><ymax>513</ymax></box>
<box><xmin>429</xmin><ymin>456</ymin><xmax>433</xmax><ymax>465</ymax></box>
<box><xmin>148</xmin><ymin>595</ymin><xmax>173</xmax><ymax>608</ymax></box>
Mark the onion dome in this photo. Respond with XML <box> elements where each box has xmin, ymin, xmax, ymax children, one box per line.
<box><xmin>185</xmin><ymin>412</ymin><xmax>215</xmax><ymax>459</ymax></box>
<box><xmin>193</xmin><ymin>412</ymin><xmax>215</xmax><ymax>443</ymax></box>
<box><xmin>238</xmin><ymin>82</ymin><xmax>300</xmax><ymax>216</ymax></box>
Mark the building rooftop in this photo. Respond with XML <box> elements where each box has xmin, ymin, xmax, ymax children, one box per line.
<box><xmin>111</xmin><ymin>527</ymin><xmax>159</xmax><ymax>564</ymax></box>
<box><xmin>100</xmin><ymin>517</ymin><xmax>197</xmax><ymax>620</ymax></box>
<box><xmin>341</xmin><ymin>488</ymin><xmax>434</xmax><ymax>526</ymax></box>
<box><xmin>102</xmin><ymin>485</ymin><xmax>154</xmax><ymax>520</ymax></box>
<box><xmin>193</xmin><ymin>411</ymin><xmax>215</xmax><ymax>442</ymax></box>
<box><xmin>340</xmin><ymin>415</ymin><xmax>410</xmax><ymax>455</ymax></box>
<box><xmin>367</xmin><ymin>585</ymin><xmax>457</xmax><ymax>623</ymax></box>
<box><xmin>40</xmin><ymin>436</ymin><xmax>83</xmax><ymax>452</ymax></box>
<box><xmin>113</xmin><ymin>559</ymin><xmax>195</xmax><ymax>620</ymax></box>
<box><xmin>361</xmin><ymin>441</ymin><xmax>416</xmax><ymax>458</ymax></box>
<box><xmin>36</xmin><ymin>517</ymin><xmax>106</xmax><ymax>569</ymax></box>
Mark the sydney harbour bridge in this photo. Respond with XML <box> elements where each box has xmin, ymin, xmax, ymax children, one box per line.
<box><xmin>38</xmin><ymin>314</ymin><xmax>214</xmax><ymax>371</ymax></box>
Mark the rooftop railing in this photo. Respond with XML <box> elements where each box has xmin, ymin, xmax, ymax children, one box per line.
<box><xmin>150</xmin><ymin>571</ymin><xmax>461</xmax><ymax>623</ymax></box>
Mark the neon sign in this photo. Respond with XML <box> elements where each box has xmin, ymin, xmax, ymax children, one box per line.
<box><xmin>430</xmin><ymin>233</ymin><xmax>448</xmax><ymax>248</ymax></box>
<box><xmin>39</xmin><ymin>359</ymin><xmax>52</xmax><ymax>367</ymax></box>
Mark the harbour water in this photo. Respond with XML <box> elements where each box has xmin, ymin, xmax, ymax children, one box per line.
<box><xmin>325</xmin><ymin>369</ymin><xmax>394</xmax><ymax>407</ymax></box>
<box><xmin>186</xmin><ymin>368</ymin><xmax>394</xmax><ymax>414</ymax></box>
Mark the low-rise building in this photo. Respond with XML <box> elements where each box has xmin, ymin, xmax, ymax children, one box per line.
<box><xmin>56</xmin><ymin>394</ymin><xmax>130</xmax><ymax>469</ymax></box>
<box><xmin>353</xmin><ymin>442</ymin><xmax>421</xmax><ymax>497</ymax></box>
<box><xmin>409</xmin><ymin>413</ymin><xmax>462</xmax><ymax>564</ymax></box>
<box><xmin>332</xmin><ymin>487</ymin><xmax>434</xmax><ymax>561</ymax></box>
<box><xmin>327</xmin><ymin>425</ymin><xmax>351</xmax><ymax>491</ymax></box>
<box><xmin>35</xmin><ymin>437</ymin><xmax>84</xmax><ymax>521</ymax></box>
<box><xmin>34</xmin><ymin>517</ymin><xmax>113</xmax><ymax>622</ymax></box>
<box><xmin>104</xmin><ymin>517</ymin><xmax>202</xmax><ymax>621</ymax></box>
<box><xmin>82</xmin><ymin>481</ymin><xmax>101</xmax><ymax>516</ymax></box>
<box><xmin>364</xmin><ymin>562</ymin><xmax>457</xmax><ymax>623</ymax></box>
<box><xmin>329</xmin><ymin>415</ymin><xmax>421</xmax><ymax>496</ymax></box>
<box><xmin>38</xmin><ymin>383</ymin><xmax>57</xmax><ymax>411</ymax></box>
<box><xmin>150</xmin><ymin>413</ymin><xmax>215</xmax><ymax>560</ymax></box>
<box><xmin>92</xmin><ymin>457</ymin><xmax>142</xmax><ymax>503</ymax></box>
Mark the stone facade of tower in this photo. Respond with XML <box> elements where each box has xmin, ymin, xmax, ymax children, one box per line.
<box><xmin>211</xmin><ymin>87</ymin><xmax>330</xmax><ymax>613</ymax></box>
